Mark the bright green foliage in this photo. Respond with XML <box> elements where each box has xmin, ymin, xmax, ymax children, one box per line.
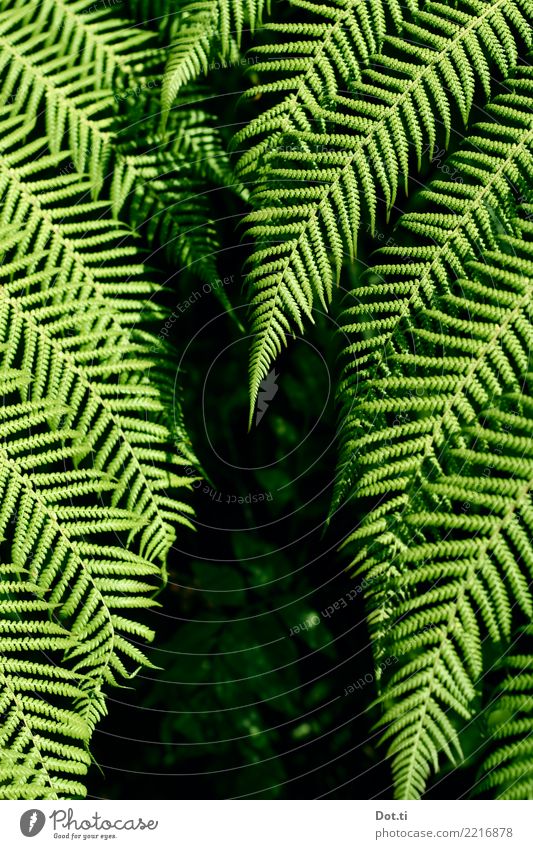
<box><xmin>334</xmin><ymin>66</ymin><xmax>533</xmax><ymax>510</ymax></box>
<box><xmin>2</xmin><ymin>0</ymin><xmax>533</xmax><ymax>804</ymax></box>
<box><xmin>0</xmin><ymin>363</ymin><xmax>94</xmax><ymax>799</ymax></box>
<box><xmin>0</xmin><ymin>1</ymin><xmax>160</xmax><ymax>194</ymax></box>
<box><xmin>0</xmin><ymin>0</ymin><xmax>157</xmax><ymax>83</ymax></box>
<box><xmin>376</xmin><ymin>385</ymin><xmax>533</xmax><ymax>798</ymax></box>
<box><xmin>480</xmin><ymin>627</ymin><xmax>533</xmax><ymax>799</ymax></box>
<box><xmin>235</xmin><ymin>0</ymin><xmax>418</xmax><ymax>177</ymax></box>
<box><xmin>0</xmin><ymin>0</ymin><xmax>236</xmax><ymax>304</ymax></box>
<box><xmin>0</xmin><ymin>0</ymin><xmax>244</xmax><ymax>803</ymax></box>
<box><xmin>0</xmin><ymin>122</ymin><xmax>195</xmax><ymax>792</ymax></box>
<box><xmin>0</xmin><ymin>553</ymin><xmax>92</xmax><ymax>799</ymax></box>
<box><xmin>339</xmin><ymin>200</ymin><xmax>533</xmax><ymax>797</ymax></box>
<box><xmin>0</xmin><ymin>129</ymin><xmax>196</xmax><ymax>559</ymax></box>
<box><xmin>1</xmin><ymin>0</ymin><xmax>242</xmax><ymax>315</ymax></box>
<box><xmin>112</xmin><ymin>106</ymin><xmax>239</xmax><ymax>300</ymax></box>
<box><xmin>239</xmin><ymin>0</ymin><xmax>533</xmax><ymax>421</ymax></box>
<box><xmin>0</xmin><ymin>0</ymin><xmax>237</xmax><ymax>294</ymax></box>
<box><xmin>161</xmin><ymin>0</ymin><xmax>269</xmax><ymax>120</ymax></box>
<box><xmin>0</xmin><ymin>16</ymin><xmax>234</xmax><ymax>776</ymax></box>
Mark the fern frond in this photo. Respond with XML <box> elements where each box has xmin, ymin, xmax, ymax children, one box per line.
<box><xmin>0</xmin><ymin>403</ymin><xmax>162</xmax><ymax>688</ymax></box>
<box><xmin>127</xmin><ymin>0</ymin><xmax>175</xmax><ymax>34</ymax></box>
<box><xmin>0</xmin><ymin>129</ymin><xmax>196</xmax><ymax>546</ymax></box>
<box><xmin>342</xmin><ymin>214</ymin><xmax>533</xmax><ymax>798</ymax></box>
<box><xmin>377</xmin><ymin>387</ymin><xmax>533</xmax><ymax>798</ymax></box>
<box><xmin>161</xmin><ymin>0</ymin><xmax>269</xmax><ymax>117</ymax></box>
<box><xmin>335</xmin><ymin>66</ymin><xmax>533</xmax><ymax>508</ymax></box>
<box><xmin>112</xmin><ymin>109</ymin><xmax>238</xmax><ymax>293</ymax></box>
<box><xmin>0</xmin><ymin>556</ymin><xmax>92</xmax><ymax>799</ymax></box>
<box><xmin>0</xmin><ymin>143</ymin><xmax>196</xmax><ymax>704</ymax></box>
<box><xmin>0</xmin><ymin>0</ymin><xmax>157</xmax><ymax>84</ymax></box>
<box><xmin>0</xmin><ymin>3</ymin><xmax>159</xmax><ymax>193</ymax></box>
<box><xmin>0</xmin><ymin>376</ymin><xmax>160</xmax><ymax>775</ymax></box>
<box><xmin>240</xmin><ymin>0</ymin><xmax>532</xmax><ymax>423</ymax></box>
<box><xmin>234</xmin><ymin>0</ymin><xmax>418</xmax><ymax>178</ymax></box>
<box><xmin>479</xmin><ymin>628</ymin><xmax>533</xmax><ymax>799</ymax></box>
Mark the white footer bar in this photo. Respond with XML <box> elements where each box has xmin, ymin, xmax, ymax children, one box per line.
<box><xmin>2</xmin><ymin>800</ymin><xmax>533</xmax><ymax>848</ymax></box>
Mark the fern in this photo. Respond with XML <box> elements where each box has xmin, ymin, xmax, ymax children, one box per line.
<box><xmin>0</xmin><ymin>555</ymin><xmax>91</xmax><ymax>800</ymax></box>
<box><xmin>239</xmin><ymin>0</ymin><xmax>532</xmax><ymax>421</ymax></box>
<box><xmin>235</xmin><ymin>0</ymin><xmax>418</xmax><ymax>178</ymax></box>
<box><xmin>0</xmin><ymin>0</ymin><xmax>157</xmax><ymax>83</ymax></box>
<box><xmin>0</xmin><ymin>0</ymin><xmax>239</xmax><ymax>300</ymax></box>
<box><xmin>334</xmin><ymin>65</ymin><xmax>533</xmax><ymax>509</ymax></box>
<box><xmin>114</xmin><ymin>140</ymin><xmax>222</xmax><ymax>280</ymax></box>
<box><xmin>161</xmin><ymin>0</ymin><xmax>269</xmax><ymax>119</ymax></box>
<box><xmin>0</xmin><ymin>0</ymin><xmax>241</xmax><ymax>306</ymax></box>
<box><xmin>480</xmin><ymin>626</ymin><xmax>533</xmax><ymax>799</ymax></box>
<box><xmin>376</xmin><ymin>386</ymin><xmax>533</xmax><ymax>798</ymax></box>
<box><xmin>0</xmin><ymin>121</ymin><xmax>196</xmax><ymax>790</ymax></box>
<box><xmin>112</xmin><ymin>106</ymin><xmax>240</xmax><ymax>306</ymax></box>
<box><xmin>0</xmin><ymin>121</ymin><xmax>196</xmax><ymax>552</ymax></box>
<box><xmin>0</xmin><ymin>2</ymin><xmax>160</xmax><ymax>193</ymax></box>
<box><xmin>338</xmin><ymin>203</ymin><xmax>533</xmax><ymax>797</ymax></box>
<box><xmin>0</xmin><ymin>0</ymin><xmax>226</xmax><ymax>801</ymax></box>
<box><xmin>2</xmin><ymin>0</ymin><xmax>533</xmax><ymax>804</ymax></box>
